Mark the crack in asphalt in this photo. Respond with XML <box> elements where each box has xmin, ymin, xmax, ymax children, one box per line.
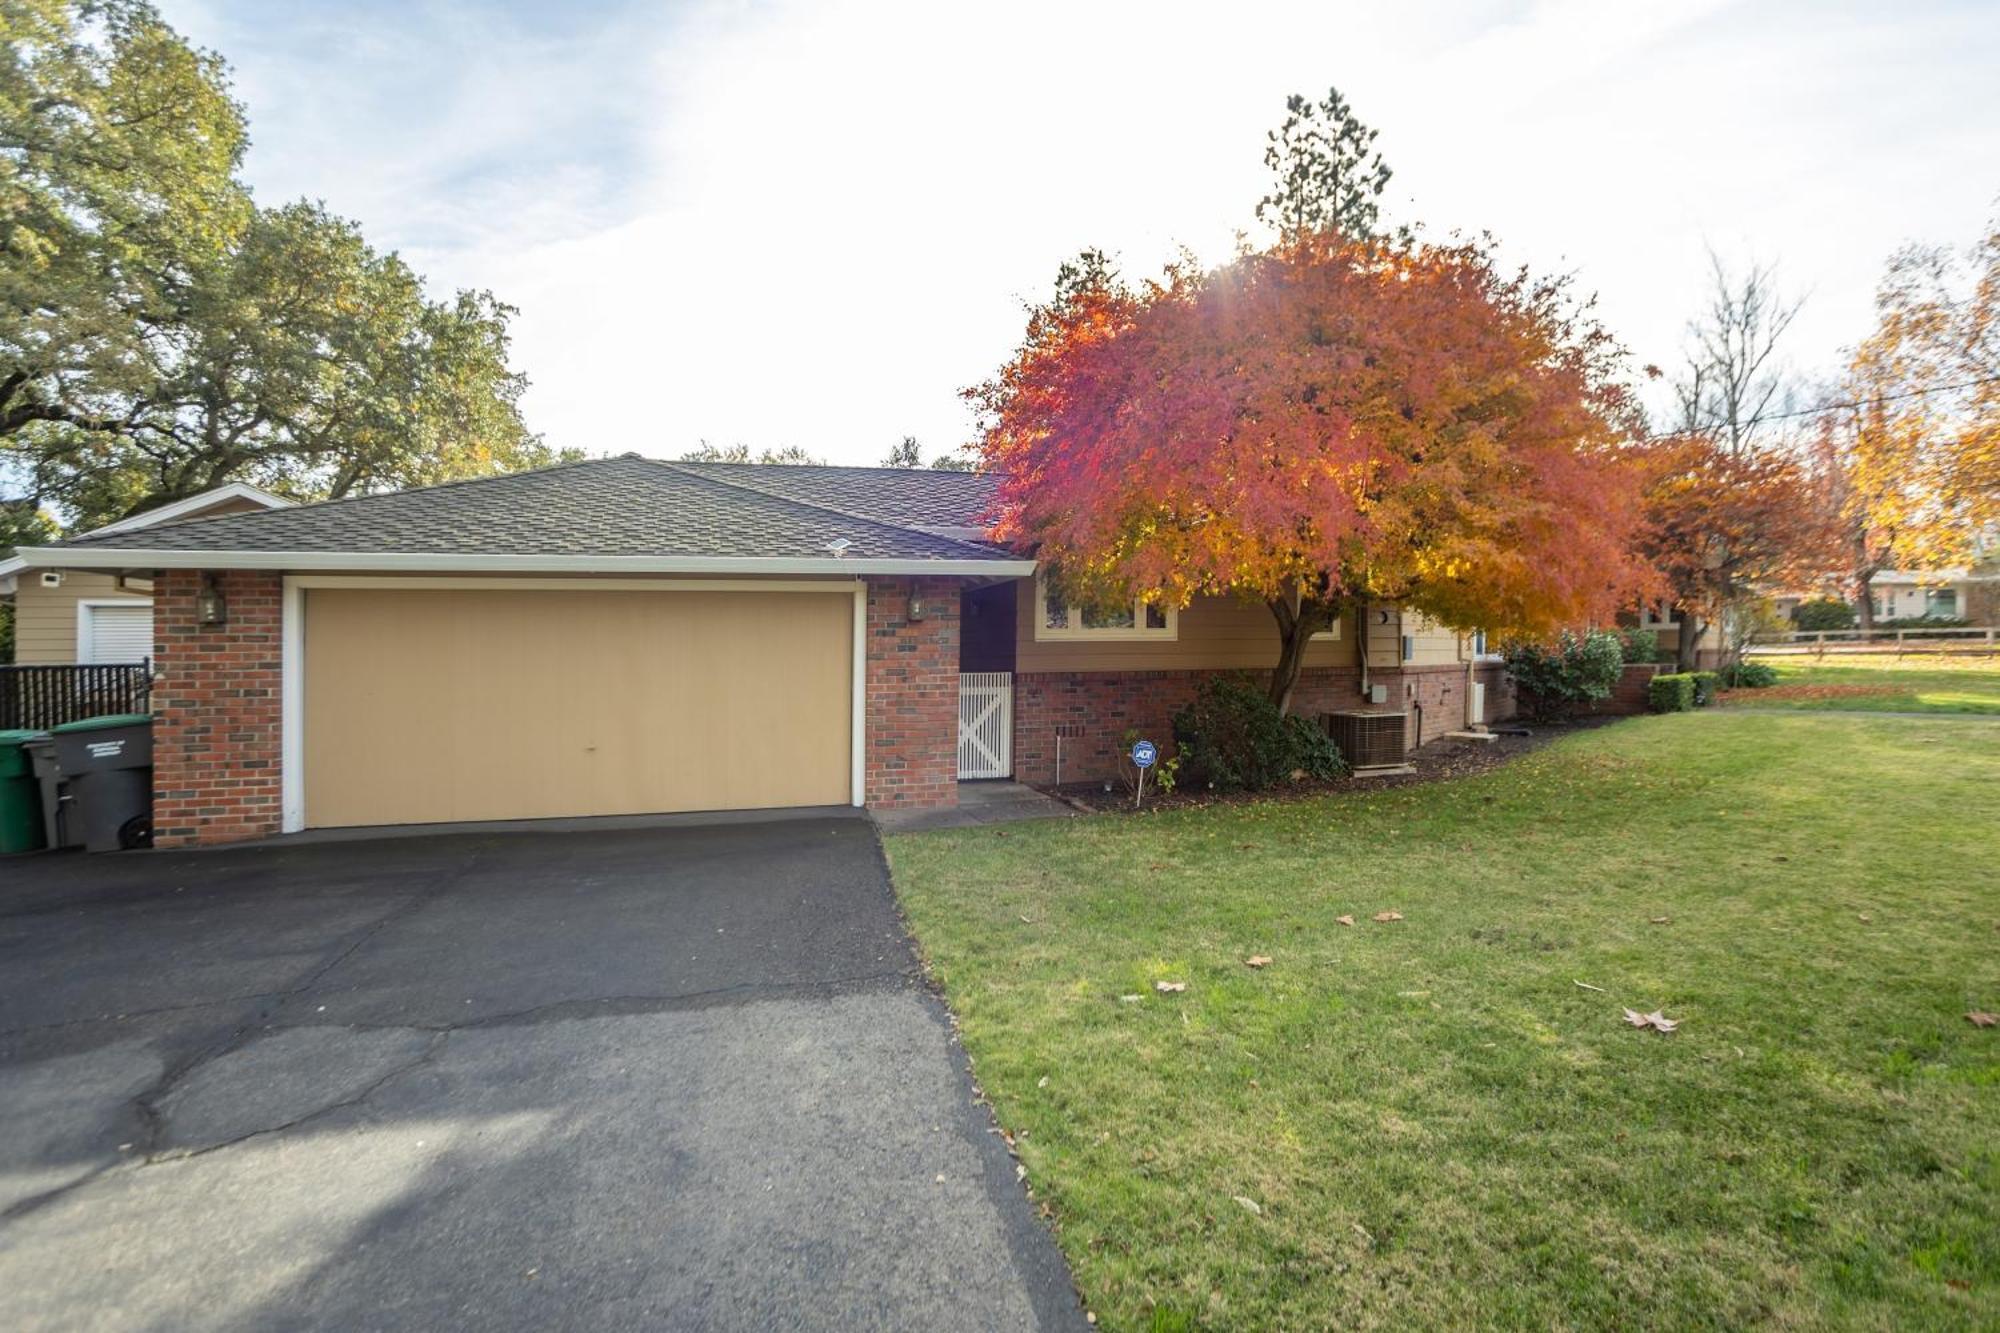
<box><xmin>1</xmin><ymin>847</ymin><xmax>487</xmax><ymax>1224</ymax></box>
<box><xmin>151</xmin><ymin>1030</ymin><xmax>452</xmax><ymax>1166</ymax></box>
<box><xmin>0</xmin><ymin>959</ymin><xmax>919</xmax><ymax>1224</ymax></box>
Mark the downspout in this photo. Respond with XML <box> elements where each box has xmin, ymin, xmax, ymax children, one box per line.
<box><xmin>1465</xmin><ymin>636</ymin><xmax>1476</xmax><ymax>729</ymax></box>
<box><xmin>1356</xmin><ymin>604</ymin><xmax>1370</xmax><ymax>699</ymax></box>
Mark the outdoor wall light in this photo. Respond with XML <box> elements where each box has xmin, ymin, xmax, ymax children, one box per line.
<box><xmin>196</xmin><ymin>575</ymin><xmax>228</xmax><ymax>626</ymax></box>
<box><xmin>907</xmin><ymin>596</ymin><xmax>928</xmax><ymax>622</ymax></box>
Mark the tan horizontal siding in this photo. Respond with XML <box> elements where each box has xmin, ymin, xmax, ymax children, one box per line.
<box><xmin>10</xmin><ymin>573</ymin><xmax>150</xmax><ymax>665</ymax></box>
<box><xmin>1013</xmin><ymin>580</ymin><xmax>1358</xmax><ymax>673</ymax></box>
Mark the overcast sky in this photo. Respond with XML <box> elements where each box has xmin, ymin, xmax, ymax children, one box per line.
<box><xmin>164</xmin><ymin>0</ymin><xmax>2000</xmax><ymax>467</ymax></box>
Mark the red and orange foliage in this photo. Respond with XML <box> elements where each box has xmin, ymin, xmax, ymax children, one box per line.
<box><xmin>1635</xmin><ymin>436</ymin><xmax>1843</xmax><ymax>661</ymax></box>
<box><xmin>968</xmin><ymin>236</ymin><xmax>1656</xmax><ymax>708</ymax></box>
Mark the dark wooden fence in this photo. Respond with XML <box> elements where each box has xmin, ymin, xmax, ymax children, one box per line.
<box><xmin>0</xmin><ymin>662</ymin><xmax>152</xmax><ymax>731</ymax></box>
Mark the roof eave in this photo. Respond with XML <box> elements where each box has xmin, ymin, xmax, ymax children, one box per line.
<box><xmin>8</xmin><ymin>546</ymin><xmax>1037</xmax><ymax>578</ymax></box>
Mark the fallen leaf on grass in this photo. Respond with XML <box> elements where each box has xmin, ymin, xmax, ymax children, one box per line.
<box><xmin>1967</xmin><ymin>1012</ymin><xmax>1998</xmax><ymax>1028</ymax></box>
<box><xmin>1623</xmin><ymin>1008</ymin><xmax>1681</xmax><ymax>1033</ymax></box>
<box><xmin>1245</xmin><ymin>956</ymin><xmax>1272</xmax><ymax>969</ymax></box>
<box><xmin>1232</xmin><ymin>1196</ymin><xmax>1262</xmax><ymax>1215</ymax></box>
<box><xmin>1649</xmin><ymin>916</ymin><xmax>1672</xmax><ymax>925</ymax></box>
<box><xmin>1118</xmin><ymin>994</ymin><xmax>1142</xmax><ymax>1004</ymax></box>
<box><xmin>1335</xmin><ymin>915</ymin><xmax>1356</xmax><ymax>927</ymax></box>
<box><xmin>1574</xmin><ymin>980</ymin><xmax>1606</xmax><ymax>992</ymax></box>
<box><xmin>1372</xmin><ymin>911</ymin><xmax>1404</xmax><ymax>923</ymax></box>
<box><xmin>1037</xmin><ymin>1075</ymin><xmax>1049</xmax><ymax>1088</ymax></box>
<box><xmin>1946</xmin><ymin>1278</ymin><xmax>1970</xmax><ymax>1293</ymax></box>
<box><xmin>1857</xmin><ymin>913</ymin><xmax>1873</xmax><ymax>923</ymax></box>
<box><xmin>1155</xmin><ymin>980</ymin><xmax>1187</xmax><ymax>993</ymax></box>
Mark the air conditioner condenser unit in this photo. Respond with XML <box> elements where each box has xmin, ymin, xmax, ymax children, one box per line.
<box><xmin>1323</xmin><ymin>710</ymin><xmax>1410</xmax><ymax>773</ymax></box>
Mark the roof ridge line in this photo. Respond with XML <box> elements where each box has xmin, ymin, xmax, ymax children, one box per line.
<box><xmin>651</xmin><ymin>460</ymin><xmax>1006</xmax><ymax>558</ymax></box>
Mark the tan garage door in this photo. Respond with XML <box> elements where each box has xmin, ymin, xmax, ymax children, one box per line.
<box><xmin>302</xmin><ymin>586</ymin><xmax>853</xmax><ymax>828</ymax></box>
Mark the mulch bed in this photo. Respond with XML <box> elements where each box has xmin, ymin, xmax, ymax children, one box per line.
<box><xmin>1039</xmin><ymin>714</ymin><xmax>1629</xmax><ymax>815</ymax></box>
<box><xmin>1717</xmin><ymin>684</ymin><xmax>1903</xmax><ymax>704</ymax></box>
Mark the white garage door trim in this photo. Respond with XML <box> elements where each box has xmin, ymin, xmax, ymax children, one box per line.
<box><xmin>76</xmin><ymin>598</ymin><xmax>154</xmax><ymax>664</ymax></box>
<box><xmin>280</xmin><ymin>575</ymin><xmax>867</xmax><ymax>833</ymax></box>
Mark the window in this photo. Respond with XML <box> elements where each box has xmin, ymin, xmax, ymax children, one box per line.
<box><xmin>1401</xmin><ymin>634</ymin><xmax>1414</xmax><ymax>662</ymax></box>
<box><xmin>77</xmin><ymin>600</ymin><xmax>154</xmax><ymax>664</ymax></box>
<box><xmin>1034</xmin><ymin>573</ymin><xmax>1176</xmax><ymax>641</ymax></box>
<box><xmin>1472</xmin><ymin>629</ymin><xmax>1490</xmax><ymax>657</ymax></box>
<box><xmin>1927</xmin><ymin>589</ymin><xmax>1958</xmax><ymax>617</ymax></box>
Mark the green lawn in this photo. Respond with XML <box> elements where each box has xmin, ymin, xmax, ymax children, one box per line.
<box><xmin>888</xmin><ymin>714</ymin><xmax>2000</xmax><ymax>1329</ymax></box>
<box><xmin>1733</xmin><ymin>653</ymin><xmax>2000</xmax><ymax>714</ymax></box>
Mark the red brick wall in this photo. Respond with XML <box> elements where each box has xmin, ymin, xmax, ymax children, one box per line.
<box><xmin>1588</xmin><ymin>663</ymin><xmax>1662</xmax><ymax>716</ymax></box>
<box><xmin>1012</xmin><ymin>662</ymin><xmax>1512</xmax><ymax>787</ymax></box>
<box><xmin>864</xmin><ymin>575</ymin><xmax>961</xmax><ymax>809</ymax></box>
<box><xmin>151</xmin><ymin>569</ymin><xmax>284</xmax><ymax>847</ymax></box>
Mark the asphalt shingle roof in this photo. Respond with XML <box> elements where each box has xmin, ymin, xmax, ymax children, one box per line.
<box><xmin>55</xmin><ymin>455</ymin><xmax>1014</xmax><ymax>564</ymax></box>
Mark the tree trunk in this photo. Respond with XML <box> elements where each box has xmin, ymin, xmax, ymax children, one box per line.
<box><xmin>1267</xmin><ymin>596</ymin><xmax>1336</xmax><ymax>715</ymax></box>
<box><xmin>1853</xmin><ymin>572</ymin><xmax>1875</xmax><ymax>630</ymax></box>
<box><xmin>1676</xmin><ymin>605</ymin><xmax>1704</xmax><ymax>673</ymax></box>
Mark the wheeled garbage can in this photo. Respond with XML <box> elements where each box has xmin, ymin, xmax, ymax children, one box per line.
<box><xmin>24</xmin><ymin>736</ymin><xmax>80</xmax><ymax>850</ymax></box>
<box><xmin>0</xmin><ymin>729</ymin><xmax>47</xmax><ymax>854</ymax></box>
<box><xmin>50</xmin><ymin>714</ymin><xmax>154</xmax><ymax>852</ymax></box>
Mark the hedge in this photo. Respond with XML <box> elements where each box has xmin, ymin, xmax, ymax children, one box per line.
<box><xmin>1649</xmin><ymin>673</ymin><xmax>1699</xmax><ymax>713</ymax></box>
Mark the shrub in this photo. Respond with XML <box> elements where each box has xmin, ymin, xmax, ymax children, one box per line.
<box><xmin>1172</xmin><ymin>675</ymin><xmax>1347</xmax><ymax>792</ymax></box>
<box><xmin>1878</xmin><ymin>615</ymin><xmax>1970</xmax><ymax>630</ymax></box>
<box><xmin>1649</xmin><ymin>673</ymin><xmax>1698</xmax><ymax>713</ymax></box>
<box><xmin>1793</xmin><ymin>597</ymin><xmax>1856</xmax><ymax>631</ymax></box>
<box><xmin>1720</xmin><ymin>660</ymin><xmax>1778</xmax><ymax>689</ymax></box>
<box><xmin>1617</xmin><ymin>627</ymin><xmax>1666</xmax><ymax>666</ymax></box>
<box><xmin>1503</xmin><ymin>630</ymin><xmax>1625</xmax><ymax>721</ymax></box>
<box><xmin>1689</xmin><ymin>671</ymin><xmax>1720</xmax><ymax>706</ymax></box>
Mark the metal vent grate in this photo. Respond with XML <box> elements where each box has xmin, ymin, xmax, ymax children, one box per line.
<box><xmin>1322</xmin><ymin>710</ymin><xmax>1409</xmax><ymax>770</ymax></box>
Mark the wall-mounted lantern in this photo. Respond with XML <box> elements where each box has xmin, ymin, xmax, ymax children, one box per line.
<box><xmin>196</xmin><ymin>575</ymin><xmax>228</xmax><ymax>626</ymax></box>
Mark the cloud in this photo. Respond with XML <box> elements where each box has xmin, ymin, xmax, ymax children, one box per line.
<box><xmin>166</xmin><ymin>0</ymin><xmax>2000</xmax><ymax>462</ymax></box>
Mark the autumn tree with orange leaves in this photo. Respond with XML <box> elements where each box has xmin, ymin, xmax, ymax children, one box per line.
<box><xmin>970</xmin><ymin>234</ymin><xmax>1656</xmax><ymax>713</ymax></box>
<box><xmin>1635</xmin><ymin>437</ymin><xmax>1840</xmax><ymax>669</ymax></box>
<box><xmin>1815</xmin><ymin>218</ymin><xmax>2000</xmax><ymax>626</ymax></box>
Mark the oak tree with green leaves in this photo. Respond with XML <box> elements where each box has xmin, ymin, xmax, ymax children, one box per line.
<box><xmin>1</xmin><ymin>0</ymin><xmax>564</xmax><ymax>532</ymax></box>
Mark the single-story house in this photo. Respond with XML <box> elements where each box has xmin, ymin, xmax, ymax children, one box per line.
<box><xmin>1</xmin><ymin>483</ymin><xmax>292</xmax><ymax>665</ymax></box>
<box><xmin>6</xmin><ymin>455</ymin><xmax>1510</xmax><ymax>847</ymax></box>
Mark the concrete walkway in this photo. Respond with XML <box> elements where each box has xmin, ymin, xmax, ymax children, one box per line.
<box><xmin>873</xmin><ymin>782</ymin><xmax>1078</xmax><ymax>834</ymax></box>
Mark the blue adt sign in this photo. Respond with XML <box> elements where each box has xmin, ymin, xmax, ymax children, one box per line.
<box><xmin>1131</xmin><ymin>740</ymin><xmax>1158</xmax><ymax>769</ymax></box>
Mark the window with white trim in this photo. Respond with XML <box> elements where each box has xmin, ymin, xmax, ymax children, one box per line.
<box><xmin>1034</xmin><ymin>572</ymin><xmax>1177</xmax><ymax>641</ymax></box>
<box><xmin>78</xmin><ymin>600</ymin><xmax>154</xmax><ymax>664</ymax></box>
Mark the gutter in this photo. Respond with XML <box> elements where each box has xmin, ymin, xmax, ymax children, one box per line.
<box><xmin>6</xmin><ymin>546</ymin><xmax>1039</xmax><ymax>578</ymax></box>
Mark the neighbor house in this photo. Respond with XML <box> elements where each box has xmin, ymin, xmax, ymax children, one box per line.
<box><xmin>6</xmin><ymin>456</ymin><xmax>1510</xmax><ymax>847</ymax></box>
<box><xmin>0</xmin><ymin>483</ymin><xmax>291</xmax><ymax>665</ymax></box>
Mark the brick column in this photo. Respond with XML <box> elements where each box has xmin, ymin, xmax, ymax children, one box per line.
<box><xmin>151</xmin><ymin>569</ymin><xmax>284</xmax><ymax>847</ymax></box>
<box><xmin>864</xmin><ymin>575</ymin><xmax>961</xmax><ymax>809</ymax></box>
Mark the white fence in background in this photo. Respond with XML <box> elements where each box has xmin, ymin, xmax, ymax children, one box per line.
<box><xmin>1748</xmin><ymin>626</ymin><xmax>1998</xmax><ymax>657</ymax></box>
<box><xmin>957</xmin><ymin>672</ymin><xmax>1013</xmax><ymax>779</ymax></box>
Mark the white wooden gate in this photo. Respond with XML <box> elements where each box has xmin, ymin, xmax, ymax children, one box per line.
<box><xmin>957</xmin><ymin>672</ymin><xmax>1013</xmax><ymax>779</ymax></box>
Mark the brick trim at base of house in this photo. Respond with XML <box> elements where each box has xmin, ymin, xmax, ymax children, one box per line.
<box><xmin>151</xmin><ymin>569</ymin><xmax>285</xmax><ymax>848</ymax></box>
<box><xmin>1011</xmin><ymin>662</ymin><xmax>1513</xmax><ymax>788</ymax></box>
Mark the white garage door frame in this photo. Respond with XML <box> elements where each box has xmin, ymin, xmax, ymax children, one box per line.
<box><xmin>279</xmin><ymin>575</ymin><xmax>867</xmax><ymax>834</ymax></box>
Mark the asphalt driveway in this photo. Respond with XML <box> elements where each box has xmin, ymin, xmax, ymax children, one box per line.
<box><xmin>0</xmin><ymin>817</ymin><xmax>1082</xmax><ymax>1331</ymax></box>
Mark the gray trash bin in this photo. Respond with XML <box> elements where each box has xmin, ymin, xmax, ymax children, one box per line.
<box><xmin>50</xmin><ymin>714</ymin><xmax>154</xmax><ymax>852</ymax></box>
<box><xmin>22</xmin><ymin>736</ymin><xmax>80</xmax><ymax>850</ymax></box>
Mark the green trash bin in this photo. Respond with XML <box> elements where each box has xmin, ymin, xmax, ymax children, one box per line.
<box><xmin>0</xmin><ymin>728</ymin><xmax>49</xmax><ymax>854</ymax></box>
